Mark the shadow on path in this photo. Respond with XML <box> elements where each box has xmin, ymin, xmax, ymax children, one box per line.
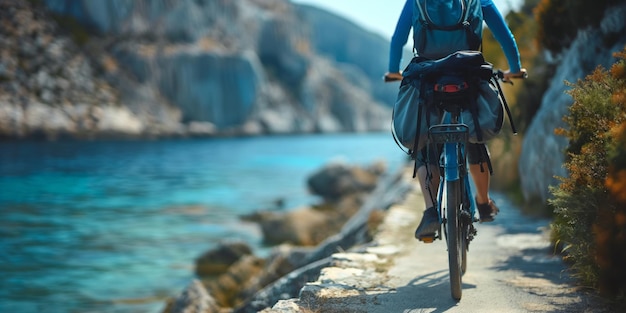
<box><xmin>307</xmin><ymin>269</ymin><xmax>476</xmax><ymax>313</ymax></box>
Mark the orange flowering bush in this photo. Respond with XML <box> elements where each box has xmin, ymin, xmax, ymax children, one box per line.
<box><xmin>596</xmin><ymin>52</ymin><xmax>626</xmax><ymax>298</ymax></box>
<box><xmin>551</xmin><ymin>48</ymin><xmax>626</xmax><ymax>297</ymax></box>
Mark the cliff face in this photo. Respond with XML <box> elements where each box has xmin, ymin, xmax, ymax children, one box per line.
<box><xmin>0</xmin><ymin>0</ymin><xmax>395</xmax><ymax>139</ymax></box>
<box><xmin>518</xmin><ymin>4</ymin><xmax>626</xmax><ymax>203</ymax></box>
<box><xmin>296</xmin><ymin>5</ymin><xmax>408</xmax><ymax>107</ymax></box>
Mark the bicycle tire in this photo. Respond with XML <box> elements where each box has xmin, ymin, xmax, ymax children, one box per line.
<box><xmin>446</xmin><ymin>180</ymin><xmax>463</xmax><ymax>301</ymax></box>
<box><xmin>461</xmin><ymin>180</ymin><xmax>469</xmax><ymax>275</ymax></box>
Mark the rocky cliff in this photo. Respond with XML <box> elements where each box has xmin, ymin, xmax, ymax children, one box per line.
<box><xmin>518</xmin><ymin>4</ymin><xmax>626</xmax><ymax>203</ymax></box>
<box><xmin>0</xmin><ymin>0</ymin><xmax>397</xmax><ymax>140</ymax></box>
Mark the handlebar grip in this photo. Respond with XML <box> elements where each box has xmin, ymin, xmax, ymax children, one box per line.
<box><xmin>383</xmin><ymin>73</ymin><xmax>403</xmax><ymax>83</ymax></box>
<box><xmin>384</xmin><ymin>76</ymin><xmax>402</xmax><ymax>82</ymax></box>
<box><xmin>496</xmin><ymin>69</ymin><xmax>528</xmax><ymax>84</ymax></box>
<box><xmin>509</xmin><ymin>71</ymin><xmax>528</xmax><ymax>79</ymax></box>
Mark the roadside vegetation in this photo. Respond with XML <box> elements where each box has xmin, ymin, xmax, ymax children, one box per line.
<box><xmin>550</xmin><ymin>49</ymin><xmax>626</xmax><ymax>299</ymax></box>
<box><xmin>534</xmin><ymin>0</ymin><xmax>626</xmax><ymax>299</ymax></box>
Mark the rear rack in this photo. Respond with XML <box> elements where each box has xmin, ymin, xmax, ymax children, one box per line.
<box><xmin>428</xmin><ymin>124</ymin><xmax>469</xmax><ymax>144</ymax></box>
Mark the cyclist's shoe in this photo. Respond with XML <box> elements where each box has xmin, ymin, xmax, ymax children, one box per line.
<box><xmin>477</xmin><ymin>198</ymin><xmax>499</xmax><ymax>223</ymax></box>
<box><xmin>415</xmin><ymin>206</ymin><xmax>440</xmax><ymax>240</ymax></box>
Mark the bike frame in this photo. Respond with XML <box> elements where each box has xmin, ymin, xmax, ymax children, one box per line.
<box><xmin>431</xmin><ymin>112</ymin><xmax>476</xmax><ymax>223</ymax></box>
<box><xmin>428</xmin><ymin>108</ymin><xmax>477</xmax><ymax>301</ymax></box>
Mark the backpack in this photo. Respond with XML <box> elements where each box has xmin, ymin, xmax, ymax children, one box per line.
<box><xmin>412</xmin><ymin>0</ymin><xmax>483</xmax><ymax>59</ymax></box>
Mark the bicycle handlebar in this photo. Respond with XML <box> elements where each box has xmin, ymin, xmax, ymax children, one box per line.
<box><xmin>383</xmin><ymin>68</ymin><xmax>528</xmax><ymax>84</ymax></box>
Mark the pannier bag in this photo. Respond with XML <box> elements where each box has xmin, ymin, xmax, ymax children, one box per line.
<box><xmin>391</xmin><ymin>74</ymin><xmax>441</xmax><ymax>153</ymax></box>
<box><xmin>391</xmin><ymin>50</ymin><xmax>514</xmax><ymax>156</ymax></box>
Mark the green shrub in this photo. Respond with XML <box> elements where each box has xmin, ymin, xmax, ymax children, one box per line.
<box><xmin>550</xmin><ymin>49</ymin><xmax>626</xmax><ymax>295</ymax></box>
<box><xmin>595</xmin><ymin>50</ymin><xmax>626</xmax><ymax>298</ymax></box>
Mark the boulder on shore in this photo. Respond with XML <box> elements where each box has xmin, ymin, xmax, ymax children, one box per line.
<box><xmin>163</xmin><ymin>280</ymin><xmax>219</xmax><ymax>313</ymax></box>
<box><xmin>307</xmin><ymin>161</ymin><xmax>385</xmax><ymax>202</ymax></box>
<box><xmin>195</xmin><ymin>241</ymin><xmax>253</xmax><ymax>277</ymax></box>
<box><xmin>246</xmin><ymin>161</ymin><xmax>387</xmax><ymax>246</ymax></box>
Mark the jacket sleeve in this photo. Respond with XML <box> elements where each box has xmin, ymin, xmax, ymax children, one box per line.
<box><xmin>481</xmin><ymin>1</ymin><xmax>522</xmax><ymax>72</ymax></box>
<box><xmin>388</xmin><ymin>0</ymin><xmax>413</xmax><ymax>73</ymax></box>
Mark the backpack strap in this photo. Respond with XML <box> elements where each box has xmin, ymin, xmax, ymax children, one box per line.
<box><xmin>413</xmin><ymin>0</ymin><xmax>427</xmax><ymax>54</ymax></box>
<box><xmin>462</xmin><ymin>0</ymin><xmax>482</xmax><ymax>51</ymax></box>
<box><xmin>462</xmin><ymin>20</ymin><xmax>482</xmax><ymax>51</ymax></box>
<box><xmin>415</xmin><ymin>20</ymin><xmax>429</xmax><ymax>56</ymax></box>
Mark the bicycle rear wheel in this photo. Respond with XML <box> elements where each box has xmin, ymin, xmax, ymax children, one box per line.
<box><xmin>446</xmin><ymin>180</ymin><xmax>463</xmax><ymax>301</ymax></box>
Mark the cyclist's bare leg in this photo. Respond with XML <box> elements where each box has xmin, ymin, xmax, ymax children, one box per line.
<box><xmin>469</xmin><ymin>163</ymin><xmax>499</xmax><ymax>221</ymax></box>
<box><xmin>469</xmin><ymin>164</ymin><xmax>489</xmax><ymax>204</ymax></box>
<box><xmin>418</xmin><ymin>165</ymin><xmax>440</xmax><ymax>208</ymax></box>
<box><xmin>415</xmin><ymin>164</ymin><xmax>441</xmax><ymax>239</ymax></box>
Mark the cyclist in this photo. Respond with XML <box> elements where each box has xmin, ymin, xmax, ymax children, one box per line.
<box><xmin>384</xmin><ymin>0</ymin><xmax>528</xmax><ymax>239</ymax></box>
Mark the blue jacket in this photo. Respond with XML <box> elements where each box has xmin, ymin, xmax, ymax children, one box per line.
<box><xmin>388</xmin><ymin>0</ymin><xmax>522</xmax><ymax>73</ymax></box>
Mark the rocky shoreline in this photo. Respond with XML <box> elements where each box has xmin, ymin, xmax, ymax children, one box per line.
<box><xmin>162</xmin><ymin>161</ymin><xmax>415</xmax><ymax>313</ymax></box>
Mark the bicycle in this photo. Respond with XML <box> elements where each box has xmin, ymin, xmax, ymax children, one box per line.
<box><xmin>385</xmin><ymin>67</ymin><xmax>526</xmax><ymax>300</ymax></box>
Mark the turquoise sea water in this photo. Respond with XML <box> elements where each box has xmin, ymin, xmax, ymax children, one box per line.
<box><xmin>0</xmin><ymin>133</ymin><xmax>407</xmax><ymax>313</ymax></box>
